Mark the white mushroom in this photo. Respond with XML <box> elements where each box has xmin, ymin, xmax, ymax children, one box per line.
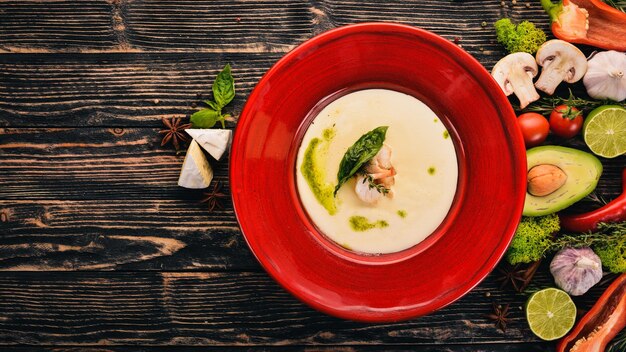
<box><xmin>535</xmin><ymin>40</ymin><xmax>588</xmax><ymax>95</ymax></box>
<box><xmin>491</xmin><ymin>52</ymin><xmax>540</xmax><ymax>109</ymax></box>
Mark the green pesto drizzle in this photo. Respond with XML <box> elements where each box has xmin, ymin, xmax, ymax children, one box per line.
<box><xmin>300</xmin><ymin>128</ymin><xmax>337</xmax><ymax>215</ymax></box>
<box><xmin>428</xmin><ymin>166</ymin><xmax>436</xmax><ymax>175</ymax></box>
<box><xmin>397</xmin><ymin>210</ymin><xmax>407</xmax><ymax>218</ymax></box>
<box><xmin>323</xmin><ymin>127</ymin><xmax>336</xmax><ymax>140</ymax></box>
<box><xmin>443</xmin><ymin>130</ymin><xmax>450</xmax><ymax>139</ymax></box>
<box><xmin>349</xmin><ymin>215</ymin><xmax>389</xmax><ymax>232</ymax></box>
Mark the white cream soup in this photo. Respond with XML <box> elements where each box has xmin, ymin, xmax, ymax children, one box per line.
<box><xmin>296</xmin><ymin>89</ymin><xmax>458</xmax><ymax>254</ymax></box>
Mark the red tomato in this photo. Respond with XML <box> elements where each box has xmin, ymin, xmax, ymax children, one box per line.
<box><xmin>549</xmin><ymin>105</ymin><xmax>583</xmax><ymax>139</ymax></box>
<box><xmin>517</xmin><ymin>113</ymin><xmax>549</xmax><ymax>148</ymax></box>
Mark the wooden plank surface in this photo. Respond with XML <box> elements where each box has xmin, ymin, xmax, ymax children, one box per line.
<box><xmin>1</xmin><ymin>128</ymin><xmax>624</xmax><ymax>201</ymax></box>
<box><xmin>0</xmin><ymin>54</ymin><xmax>273</xmax><ymax>127</ymax></box>
<box><xmin>0</xmin><ymin>269</ymin><xmax>608</xmax><ymax>347</ymax></box>
<box><xmin>0</xmin><ymin>1</ymin><xmax>553</xmax><ymax>128</ymax></box>
<box><xmin>0</xmin><ymin>344</ymin><xmax>555</xmax><ymax>351</ymax></box>
<box><xmin>0</xmin><ymin>127</ymin><xmax>224</xmax><ymax>200</ymax></box>
<box><xmin>1</xmin><ymin>51</ymin><xmax>520</xmax><ymax>128</ymax></box>
<box><xmin>0</xmin><ymin>0</ymin><xmax>550</xmax><ymax>54</ymax></box>
<box><xmin>0</xmin><ymin>0</ymin><xmax>119</xmax><ymax>52</ymax></box>
<box><xmin>0</xmin><ymin>199</ymin><xmax>252</xmax><ymax>271</ymax></box>
<box><xmin>1</xmin><ymin>0</ymin><xmax>624</xmax><ymax>349</ymax></box>
<box><xmin>1</xmin><ymin>128</ymin><xmax>623</xmax><ymax>271</ymax></box>
<box><xmin>0</xmin><ymin>197</ymin><xmax>253</xmax><ymax>270</ymax></box>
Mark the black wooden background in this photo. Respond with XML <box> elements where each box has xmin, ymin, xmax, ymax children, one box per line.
<box><xmin>1</xmin><ymin>0</ymin><xmax>624</xmax><ymax>350</ymax></box>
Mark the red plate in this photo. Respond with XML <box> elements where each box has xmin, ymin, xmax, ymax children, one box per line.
<box><xmin>230</xmin><ymin>23</ymin><xmax>526</xmax><ymax>322</ymax></box>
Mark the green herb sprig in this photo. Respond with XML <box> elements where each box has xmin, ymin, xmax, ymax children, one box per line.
<box><xmin>520</xmin><ymin>89</ymin><xmax>626</xmax><ymax>115</ymax></box>
<box><xmin>334</xmin><ymin>126</ymin><xmax>388</xmax><ymax>196</ymax></box>
<box><xmin>360</xmin><ymin>173</ymin><xmax>390</xmax><ymax>195</ymax></box>
<box><xmin>191</xmin><ymin>64</ymin><xmax>235</xmax><ymax>129</ymax></box>
<box><xmin>608</xmin><ymin>328</ymin><xmax>626</xmax><ymax>352</ymax></box>
<box><xmin>602</xmin><ymin>0</ymin><xmax>626</xmax><ymax>13</ymax></box>
<box><xmin>544</xmin><ymin>223</ymin><xmax>625</xmax><ymax>255</ymax></box>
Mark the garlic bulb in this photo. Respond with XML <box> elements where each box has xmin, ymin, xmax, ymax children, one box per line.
<box><xmin>583</xmin><ymin>51</ymin><xmax>626</xmax><ymax>102</ymax></box>
<box><xmin>550</xmin><ymin>247</ymin><xmax>602</xmax><ymax>296</ymax></box>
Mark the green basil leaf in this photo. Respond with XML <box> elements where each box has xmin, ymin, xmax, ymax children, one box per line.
<box><xmin>205</xmin><ymin>100</ymin><xmax>220</xmax><ymax>111</ymax></box>
<box><xmin>334</xmin><ymin>126</ymin><xmax>388</xmax><ymax>196</ymax></box>
<box><xmin>212</xmin><ymin>64</ymin><xmax>235</xmax><ymax>109</ymax></box>
<box><xmin>190</xmin><ymin>108</ymin><xmax>220</xmax><ymax>128</ymax></box>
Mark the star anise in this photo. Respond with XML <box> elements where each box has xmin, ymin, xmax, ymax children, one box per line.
<box><xmin>486</xmin><ymin>302</ymin><xmax>511</xmax><ymax>333</ymax></box>
<box><xmin>200</xmin><ymin>181</ymin><xmax>229</xmax><ymax>212</ymax></box>
<box><xmin>159</xmin><ymin>117</ymin><xmax>192</xmax><ymax>150</ymax></box>
<box><xmin>496</xmin><ymin>260</ymin><xmax>541</xmax><ymax>293</ymax></box>
<box><xmin>496</xmin><ymin>263</ymin><xmax>527</xmax><ymax>292</ymax></box>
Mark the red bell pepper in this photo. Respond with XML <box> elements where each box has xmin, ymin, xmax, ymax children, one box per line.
<box><xmin>541</xmin><ymin>0</ymin><xmax>626</xmax><ymax>51</ymax></box>
<box><xmin>560</xmin><ymin>168</ymin><xmax>626</xmax><ymax>232</ymax></box>
<box><xmin>557</xmin><ymin>273</ymin><xmax>626</xmax><ymax>352</ymax></box>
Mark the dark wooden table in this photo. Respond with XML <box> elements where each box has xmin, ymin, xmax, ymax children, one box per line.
<box><xmin>1</xmin><ymin>1</ymin><xmax>624</xmax><ymax>350</ymax></box>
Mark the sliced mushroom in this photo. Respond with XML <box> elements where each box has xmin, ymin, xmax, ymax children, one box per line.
<box><xmin>491</xmin><ymin>52</ymin><xmax>540</xmax><ymax>109</ymax></box>
<box><xmin>535</xmin><ymin>40</ymin><xmax>588</xmax><ymax>95</ymax></box>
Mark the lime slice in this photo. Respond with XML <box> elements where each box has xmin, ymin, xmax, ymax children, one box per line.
<box><xmin>526</xmin><ymin>288</ymin><xmax>576</xmax><ymax>341</ymax></box>
<box><xmin>583</xmin><ymin>105</ymin><xmax>626</xmax><ymax>158</ymax></box>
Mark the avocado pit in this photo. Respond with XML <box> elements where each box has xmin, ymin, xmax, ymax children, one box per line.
<box><xmin>527</xmin><ymin>164</ymin><xmax>568</xmax><ymax>197</ymax></box>
<box><xmin>523</xmin><ymin>146</ymin><xmax>602</xmax><ymax>217</ymax></box>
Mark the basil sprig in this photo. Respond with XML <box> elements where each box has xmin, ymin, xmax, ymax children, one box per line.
<box><xmin>191</xmin><ymin>64</ymin><xmax>235</xmax><ymax>128</ymax></box>
<box><xmin>334</xmin><ymin>126</ymin><xmax>388</xmax><ymax>196</ymax></box>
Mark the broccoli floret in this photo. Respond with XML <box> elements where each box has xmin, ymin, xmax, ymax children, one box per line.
<box><xmin>494</xmin><ymin>18</ymin><xmax>547</xmax><ymax>54</ymax></box>
<box><xmin>594</xmin><ymin>237</ymin><xmax>626</xmax><ymax>273</ymax></box>
<box><xmin>506</xmin><ymin>214</ymin><xmax>560</xmax><ymax>265</ymax></box>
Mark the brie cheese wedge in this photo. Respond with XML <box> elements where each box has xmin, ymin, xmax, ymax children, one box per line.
<box><xmin>177</xmin><ymin>140</ymin><xmax>213</xmax><ymax>189</ymax></box>
<box><xmin>185</xmin><ymin>129</ymin><xmax>232</xmax><ymax>161</ymax></box>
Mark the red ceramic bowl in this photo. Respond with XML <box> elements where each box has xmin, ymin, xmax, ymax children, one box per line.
<box><xmin>230</xmin><ymin>23</ymin><xmax>526</xmax><ymax>322</ymax></box>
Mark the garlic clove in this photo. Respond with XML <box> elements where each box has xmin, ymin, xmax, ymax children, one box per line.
<box><xmin>583</xmin><ymin>50</ymin><xmax>626</xmax><ymax>102</ymax></box>
<box><xmin>550</xmin><ymin>247</ymin><xmax>603</xmax><ymax>296</ymax></box>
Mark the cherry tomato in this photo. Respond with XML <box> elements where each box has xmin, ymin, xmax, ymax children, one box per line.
<box><xmin>517</xmin><ymin>113</ymin><xmax>549</xmax><ymax>148</ymax></box>
<box><xmin>549</xmin><ymin>105</ymin><xmax>583</xmax><ymax>139</ymax></box>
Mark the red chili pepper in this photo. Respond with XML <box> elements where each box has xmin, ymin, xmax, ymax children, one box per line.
<box><xmin>557</xmin><ymin>273</ymin><xmax>626</xmax><ymax>352</ymax></box>
<box><xmin>541</xmin><ymin>0</ymin><xmax>626</xmax><ymax>51</ymax></box>
<box><xmin>560</xmin><ymin>168</ymin><xmax>626</xmax><ymax>233</ymax></box>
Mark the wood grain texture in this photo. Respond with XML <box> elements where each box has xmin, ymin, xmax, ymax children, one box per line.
<box><xmin>0</xmin><ymin>199</ymin><xmax>256</xmax><ymax>271</ymax></box>
<box><xmin>0</xmin><ymin>0</ymin><xmax>119</xmax><ymax>53</ymax></box>
<box><xmin>0</xmin><ymin>50</ymin><xmax>528</xmax><ymax>128</ymax></box>
<box><xmin>0</xmin><ymin>344</ymin><xmax>555</xmax><ymax>351</ymax></box>
<box><xmin>0</xmin><ymin>54</ymin><xmax>275</xmax><ymax>127</ymax></box>
<box><xmin>0</xmin><ymin>127</ymin><xmax>227</xmax><ymax>200</ymax></box>
<box><xmin>0</xmin><ymin>0</ymin><xmax>624</xmax><ymax>349</ymax></box>
<box><xmin>123</xmin><ymin>0</ymin><xmax>310</xmax><ymax>52</ymax></box>
<box><xmin>0</xmin><ymin>1</ymin><xmax>556</xmax><ymax>128</ymax></box>
<box><xmin>0</xmin><ymin>0</ymin><xmax>552</xmax><ymax>54</ymax></box>
<box><xmin>0</xmin><ymin>269</ymin><xmax>609</xmax><ymax>347</ymax></box>
<box><xmin>0</xmin><ymin>0</ymin><xmax>309</xmax><ymax>53</ymax></box>
<box><xmin>1</xmin><ymin>128</ymin><xmax>624</xmax><ymax>270</ymax></box>
<box><xmin>1</xmin><ymin>128</ymin><xmax>624</xmax><ymax>201</ymax></box>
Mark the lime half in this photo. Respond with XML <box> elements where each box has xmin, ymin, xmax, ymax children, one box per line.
<box><xmin>583</xmin><ymin>105</ymin><xmax>626</xmax><ymax>158</ymax></box>
<box><xmin>526</xmin><ymin>288</ymin><xmax>576</xmax><ymax>341</ymax></box>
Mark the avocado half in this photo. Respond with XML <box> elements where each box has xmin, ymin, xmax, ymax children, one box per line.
<box><xmin>523</xmin><ymin>146</ymin><xmax>602</xmax><ymax>216</ymax></box>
